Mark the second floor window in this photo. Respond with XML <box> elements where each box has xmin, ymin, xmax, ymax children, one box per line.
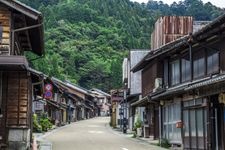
<box><xmin>193</xmin><ymin>50</ymin><xmax>205</xmax><ymax>79</ymax></box>
<box><xmin>181</xmin><ymin>54</ymin><xmax>191</xmax><ymax>82</ymax></box>
<box><xmin>207</xmin><ymin>49</ymin><xmax>219</xmax><ymax>74</ymax></box>
<box><xmin>170</xmin><ymin>60</ymin><xmax>180</xmax><ymax>85</ymax></box>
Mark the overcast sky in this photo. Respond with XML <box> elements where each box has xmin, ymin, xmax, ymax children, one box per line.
<box><xmin>130</xmin><ymin>0</ymin><xmax>225</xmax><ymax>8</ymax></box>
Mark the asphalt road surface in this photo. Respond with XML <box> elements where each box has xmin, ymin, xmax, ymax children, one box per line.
<box><xmin>44</xmin><ymin>117</ymin><xmax>165</xmax><ymax>150</ymax></box>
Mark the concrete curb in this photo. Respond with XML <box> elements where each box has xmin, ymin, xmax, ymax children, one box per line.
<box><xmin>105</xmin><ymin>124</ymin><xmax>167</xmax><ymax>150</ymax></box>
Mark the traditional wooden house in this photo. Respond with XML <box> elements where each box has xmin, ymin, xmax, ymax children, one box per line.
<box><xmin>90</xmin><ymin>88</ymin><xmax>111</xmax><ymax>117</ymax></box>
<box><xmin>42</xmin><ymin>77</ymin><xmax>64</xmax><ymax>126</ymax></box>
<box><xmin>132</xmin><ymin>14</ymin><xmax>225</xmax><ymax>149</ymax></box>
<box><xmin>110</xmin><ymin>89</ymin><xmax>124</xmax><ymax>128</ymax></box>
<box><xmin>0</xmin><ymin>0</ymin><xmax>44</xmax><ymax>149</ymax></box>
<box><xmin>65</xmin><ymin>82</ymin><xmax>91</xmax><ymax>120</ymax></box>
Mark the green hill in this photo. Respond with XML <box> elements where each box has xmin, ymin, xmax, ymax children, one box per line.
<box><xmin>20</xmin><ymin>0</ymin><xmax>224</xmax><ymax>92</ymax></box>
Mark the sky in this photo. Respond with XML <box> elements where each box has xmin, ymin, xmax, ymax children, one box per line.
<box><xmin>130</xmin><ymin>0</ymin><xmax>225</xmax><ymax>8</ymax></box>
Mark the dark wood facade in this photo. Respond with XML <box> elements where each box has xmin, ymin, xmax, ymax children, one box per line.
<box><xmin>158</xmin><ymin>34</ymin><xmax>225</xmax><ymax>150</ymax></box>
<box><xmin>141</xmin><ymin>61</ymin><xmax>162</xmax><ymax>140</ymax></box>
<box><xmin>0</xmin><ymin>0</ymin><xmax>44</xmax><ymax>149</ymax></box>
<box><xmin>0</xmin><ymin>71</ymin><xmax>31</xmax><ymax>146</ymax></box>
<box><xmin>133</xmin><ymin>14</ymin><xmax>225</xmax><ymax>149</ymax></box>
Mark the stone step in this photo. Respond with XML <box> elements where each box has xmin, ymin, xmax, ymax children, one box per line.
<box><xmin>38</xmin><ymin>141</ymin><xmax>52</xmax><ymax>150</ymax></box>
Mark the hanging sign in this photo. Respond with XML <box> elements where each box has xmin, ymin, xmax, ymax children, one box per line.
<box><xmin>45</xmin><ymin>84</ymin><xmax>53</xmax><ymax>91</ymax></box>
<box><xmin>45</xmin><ymin>91</ymin><xmax>53</xmax><ymax>99</ymax></box>
<box><xmin>44</xmin><ymin>83</ymin><xmax>53</xmax><ymax>99</ymax></box>
<box><xmin>219</xmin><ymin>93</ymin><xmax>225</xmax><ymax>104</ymax></box>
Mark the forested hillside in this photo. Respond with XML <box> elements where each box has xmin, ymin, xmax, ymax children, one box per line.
<box><xmin>20</xmin><ymin>0</ymin><xmax>224</xmax><ymax>92</ymax></box>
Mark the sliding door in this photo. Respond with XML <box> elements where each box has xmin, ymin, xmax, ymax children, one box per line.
<box><xmin>183</xmin><ymin>99</ymin><xmax>208</xmax><ymax>150</ymax></box>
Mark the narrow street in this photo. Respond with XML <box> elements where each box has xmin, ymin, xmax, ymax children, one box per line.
<box><xmin>44</xmin><ymin>117</ymin><xmax>165</xmax><ymax>150</ymax></box>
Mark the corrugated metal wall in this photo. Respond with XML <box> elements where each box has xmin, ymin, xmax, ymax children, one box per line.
<box><xmin>129</xmin><ymin>50</ymin><xmax>149</xmax><ymax>95</ymax></box>
<box><xmin>151</xmin><ymin>16</ymin><xmax>193</xmax><ymax>50</ymax></box>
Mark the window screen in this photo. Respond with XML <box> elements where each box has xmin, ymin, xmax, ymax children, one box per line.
<box><xmin>181</xmin><ymin>54</ymin><xmax>191</xmax><ymax>82</ymax></box>
<box><xmin>170</xmin><ymin>60</ymin><xmax>180</xmax><ymax>85</ymax></box>
<box><xmin>207</xmin><ymin>49</ymin><xmax>219</xmax><ymax>74</ymax></box>
<box><xmin>163</xmin><ymin>102</ymin><xmax>181</xmax><ymax>143</ymax></box>
<box><xmin>193</xmin><ymin>50</ymin><xmax>205</xmax><ymax>79</ymax></box>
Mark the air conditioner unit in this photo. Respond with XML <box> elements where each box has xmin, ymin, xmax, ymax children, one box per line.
<box><xmin>153</xmin><ymin>78</ymin><xmax>162</xmax><ymax>92</ymax></box>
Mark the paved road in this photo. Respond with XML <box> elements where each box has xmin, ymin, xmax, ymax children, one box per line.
<box><xmin>44</xmin><ymin>117</ymin><xmax>165</xmax><ymax>150</ymax></box>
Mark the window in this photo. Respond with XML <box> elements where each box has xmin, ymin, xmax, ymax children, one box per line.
<box><xmin>170</xmin><ymin>60</ymin><xmax>180</xmax><ymax>85</ymax></box>
<box><xmin>193</xmin><ymin>50</ymin><xmax>205</xmax><ymax>79</ymax></box>
<box><xmin>163</xmin><ymin>102</ymin><xmax>181</xmax><ymax>143</ymax></box>
<box><xmin>181</xmin><ymin>54</ymin><xmax>191</xmax><ymax>82</ymax></box>
<box><xmin>207</xmin><ymin>49</ymin><xmax>219</xmax><ymax>74</ymax></box>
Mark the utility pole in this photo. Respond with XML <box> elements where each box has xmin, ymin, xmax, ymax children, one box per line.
<box><xmin>123</xmin><ymin>89</ymin><xmax>127</xmax><ymax>133</ymax></box>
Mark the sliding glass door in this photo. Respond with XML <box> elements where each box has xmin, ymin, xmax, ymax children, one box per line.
<box><xmin>183</xmin><ymin>99</ymin><xmax>208</xmax><ymax>150</ymax></box>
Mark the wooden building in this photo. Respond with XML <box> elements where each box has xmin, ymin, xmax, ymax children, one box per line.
<box><xmin>90</xmin><ymin>88</ymin><xmax>111</xmax><ymax>117</ymax></box>
<box><xmin>0</xmin><ymin>0</ymin><xmax>44</xmax><ymax>149</ymax></box>
<box><xmin>132</xmin><ymin>14</ymin><xmax>225</xmax><ymax>149</ymax></box>
<box><xmin>151</xmin><ymin>16</ymin><xmax>193</xmax><ymax>50</ymax></box>
<box><xmin>110</xmin><ymin>89</ymin><xmax>124</xmax><ymax>128</ymax></box>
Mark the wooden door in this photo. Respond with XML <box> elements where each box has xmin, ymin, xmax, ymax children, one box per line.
<box><xmin>211</xmin><ymin>104</ymin><xmax>225</xmax><ymax>150</ymax></box>
<box><xmin>6</xmin><ymin>72</ymin><xmax>30</xmax><ymax>127</ymax></box>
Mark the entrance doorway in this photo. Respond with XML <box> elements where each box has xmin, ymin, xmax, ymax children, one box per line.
<box><xmin>183</xmin><ymin>99</ymin><xmax>208</xmax><ymax>150</ymax></box>
<box><xmin>210</xmin><ymin>95</ymin><xmax>225</xmax><ymax>150</ymax></box>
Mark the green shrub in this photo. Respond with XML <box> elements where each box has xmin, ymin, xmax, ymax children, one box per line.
<box><xmin>159</xmin><ymin>138</ymin><xmax>171</xmax><ymax>148</ymax></box>
<box><xmin>134</xmin><ymin>115</ymin><xmax>142</xmax><ymax>130</ymax></box>
<box><xmin>39</xmin><ymin>115</ymin><xmax>53</xmax><ymax>132</ymax></box>
<box><xmin>132</xmin><ymin>132</ymin><xmax>137</xmax><ymax>138</ymax></box>
<box><xmin>33</xmin><ymin>114</ymin><xmax>42</xmax><ymax>133</ymax></box>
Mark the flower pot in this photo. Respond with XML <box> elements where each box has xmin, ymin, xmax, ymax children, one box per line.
<box><xmin>137</xmin><ymin>127</ymin><xmax>142</xmax><ymax>137</ymax></box>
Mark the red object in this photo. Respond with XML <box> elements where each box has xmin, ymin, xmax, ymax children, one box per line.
<box><xmin>176</xmin><ymin>121</ymin><xmax>183</xmax><ymax>128</ymax></box>
<box><xmin>45</xmin><ymin>91</ymin><xmax>53</xmax><ymax>99</ymax></box>
<box><xmin>45</xmin><ymin>84</ymin><xmax>53</xmax><ymax>91</ymax></box>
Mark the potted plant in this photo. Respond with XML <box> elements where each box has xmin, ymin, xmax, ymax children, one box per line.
<box><xmin>134</xmin><ymin>115</ymin><xmax>142</xmax><ymax>137</ymax></box>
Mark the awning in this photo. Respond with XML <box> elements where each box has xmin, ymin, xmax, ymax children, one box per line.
<box><xmin>83</xmin><ymin>104</ymin><xmax>93</xmax><ymax>110</ymax></box>
<box><xmin>0</xmin><ymin>56</ymin><xmax>29</xmax><ymax>70</ymax></box>
<box><xmin>46</xmin><ymin>100</ymin><xmax>60</xmax><ymax>109</ymax></box>
<box><xmin>150</xmin><ymin>75</ymin><xmax>224</xmax><ymax>101</ymax></box>
<box><xmin>127</xmin><ymin>93</ymin><xmax>140</xmax><ymax>102</ymax></box>
<box><xmin>28</xmin><ymin>68</ymin><xmax>43</xmax><ymax>77</ymax></box>
<box><xmin>185</xmin><ymin>74</ymin><xmax>225</xmax><ymax>91</ymax></box>
<box><xmin>60</xmin><ymin>103</ymin><xmax>68</xmax><ymax>109</ymax></box>
<box><xmin>131</xmin><ymin>96</ymin><xmax>149</xmax><ymax>107</ymax></box>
